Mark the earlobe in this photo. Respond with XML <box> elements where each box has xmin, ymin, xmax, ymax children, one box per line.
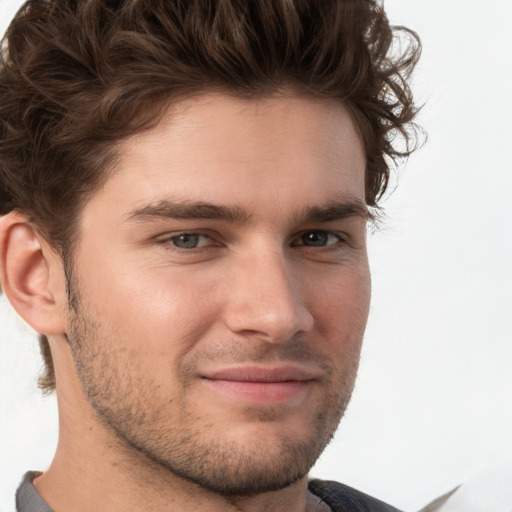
<box><xmin>0</xmin><ymin>213</ymin><xmax>67</xmax><ymax>335</ymax></box>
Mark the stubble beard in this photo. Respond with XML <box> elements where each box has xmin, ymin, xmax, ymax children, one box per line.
<box><xmin>66</xmin><ymin>284</ymin><xmax>361</xmax><ymax>497</ymax></box>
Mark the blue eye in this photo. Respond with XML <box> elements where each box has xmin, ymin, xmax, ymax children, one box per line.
<box><xmin>170</xmin><ymin>234</ymin><xmax>210</xmax><ymax>249</ymax></box>
<box><xmin>298</xmin><ymin>231</ymin><xmax>341</xmax><ymax>247</ymax></box>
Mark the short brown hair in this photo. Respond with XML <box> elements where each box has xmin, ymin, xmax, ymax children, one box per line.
<box><xmin>0</xmin><ymin>0</ymin><xmax>421</xmax><ymax>392</ymax></box>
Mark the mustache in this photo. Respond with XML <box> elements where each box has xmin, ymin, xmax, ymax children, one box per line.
<box><xmin>178</xmin><ymin>337</ymin><xmax>334</xmax><ymax>375</ymax></box>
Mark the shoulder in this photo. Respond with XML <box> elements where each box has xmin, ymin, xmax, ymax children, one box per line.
<box><xmin>308</xmin><ymin>479</ymin><xmax>403</xmax><ymax>512</ymax></box>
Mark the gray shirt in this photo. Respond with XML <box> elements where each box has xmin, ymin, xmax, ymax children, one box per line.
<box><xmin>16</xmin><ymin>472</ymin><xmax>403</xmax><ymax>511</ymax></box>
<box><xmin>16</xmin><ymin>472</ymin><xmax>52</xmax><ymax>512</ymax></box>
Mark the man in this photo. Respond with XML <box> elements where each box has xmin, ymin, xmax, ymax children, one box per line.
<box><xmin>0</xmin><ymin>1</ymin><xmax>421</xmax><ymax>510</ymax></box>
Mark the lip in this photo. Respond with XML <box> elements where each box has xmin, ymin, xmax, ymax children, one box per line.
<box><xmin>200</xmin><ymin>364</ymin><xmax>319</xmax><ymax>404</ymax></box>
<box><xmin>202</xmin><ymin>364</ymin><xmax>319</xmax><ymax>382</ymax></box>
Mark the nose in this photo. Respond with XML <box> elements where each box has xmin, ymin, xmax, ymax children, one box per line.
<box><xmin>223</xmin><ymin>249</ymin><xmax>314</xmax><ymax>343</ymax></box>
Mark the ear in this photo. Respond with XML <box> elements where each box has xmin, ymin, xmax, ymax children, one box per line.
<box><xmin>0</xmin><ymin>212</ymin><xmax>67</xmax><ymax>335</ymax></box>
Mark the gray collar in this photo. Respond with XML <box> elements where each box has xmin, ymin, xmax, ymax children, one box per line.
<box><xmin>16</xmin><ymin>472</ymin><xmax>53</xmax><ymax>512</ymax></box>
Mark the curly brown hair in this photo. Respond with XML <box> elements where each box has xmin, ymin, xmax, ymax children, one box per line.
<box><xmin>0</xmin><ymin>0</ymin><xmax>421</xmax><ymax>392</ymax></box>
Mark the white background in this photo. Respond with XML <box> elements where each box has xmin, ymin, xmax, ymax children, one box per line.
<box><xmin>1</xmin><ymin>1</ymin><xmax>511</xmax><ymax>511</ymax></box>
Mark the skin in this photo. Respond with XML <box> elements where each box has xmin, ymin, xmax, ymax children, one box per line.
<box><xmin>0</xmin><ymin>93</ymin><xmax>371</xmax><ymax>512</ymax></box>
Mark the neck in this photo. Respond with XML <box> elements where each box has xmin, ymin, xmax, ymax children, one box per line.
<box><xmin>34</xmin><ymin>384</ymin><xmax>327</xmax><ymax>512</ymax></box>
<box><xmin>35</xmin><ymin>444</ymin><xmax>321</xmax><ymax>512</ymax></box>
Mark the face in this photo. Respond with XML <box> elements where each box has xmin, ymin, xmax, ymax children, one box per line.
<box><xmin>66</xmin><ymin>93</ymin><xmax>371</xmax><ymax>496</ymax></box>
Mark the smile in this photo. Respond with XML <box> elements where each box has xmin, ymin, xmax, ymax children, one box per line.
<box><xmin>200</xmin><ymin>365</ymin><xmax>318</xmax><ymax>404</ymax></box>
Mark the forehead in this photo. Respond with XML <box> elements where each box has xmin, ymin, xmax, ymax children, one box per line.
<box><xmin>86</xmin><ymin>92</ymin><xmax>366</xmax><ymax>221</ymax></box>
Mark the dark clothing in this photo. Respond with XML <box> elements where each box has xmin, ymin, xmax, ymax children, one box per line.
<box><xmin>16</xmin><ymin>472</ymin><xmax>402</xmax><ymax>511</ymax></box>
<box><xmin>308</xmin><ymin>479</ymin><xmax>402</xmax><ymax>511</ymax></box>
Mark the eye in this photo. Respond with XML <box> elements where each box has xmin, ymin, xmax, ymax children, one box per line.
<box><xmin>295</xmin><ymin>231</ymin><xmax>343</xmax><ymax>247</ymax></box>
<box><xmin>168</xmin><ymin>233</ymin><xmax>212</xmax><ymax>249</ymax></box>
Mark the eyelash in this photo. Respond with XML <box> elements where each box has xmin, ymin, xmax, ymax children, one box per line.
<box><xmin>156</xmin><ymin>230</ymin><xmax>347</xmax><ymax>253</ymax></box>
<box><xmin>292</xmin><ymin>231</ymin><xmax>345</xmax><ymax>248</ymax></box>
<box><xmin>156</xmin><ymin>232</ymin><xmax>217</xmax><ymax>252</ymax></box>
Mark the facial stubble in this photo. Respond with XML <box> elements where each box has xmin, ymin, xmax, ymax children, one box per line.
<box><xmin>65</xmin><ymin>281</ymin><xmax>361</xmax><ymax>497</ymax></box>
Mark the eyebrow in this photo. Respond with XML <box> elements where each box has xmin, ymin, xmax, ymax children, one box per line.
<box><xmin>126</xmin><ymin>200</ymin><xmax>251</xmax><ymax>224</ymax></box>
<box><xmin>297</xmin><ymin>199</ymin><xmax>374</xmax><ymax>224</ymax></box>
<box><xmin>125</xmin><ymin>196</ymin><xmax>373</xmax><ymax>225</ymax></box>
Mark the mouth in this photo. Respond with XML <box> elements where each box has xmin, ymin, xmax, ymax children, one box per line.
<box><xmin>200</xmin><ymin>365</ymin><xmax>319</xmax><ymax>404</ymax></box>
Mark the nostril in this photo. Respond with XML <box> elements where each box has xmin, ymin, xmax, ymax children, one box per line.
<box><xmin>222</xmin><ymin>255</ymin><xmax>314</xmax><ymax>341</ymax></box>
<box><xmin>225</xmin><ymin>298</ymin><xmax>314</xmax><ymax>344</ymax></box>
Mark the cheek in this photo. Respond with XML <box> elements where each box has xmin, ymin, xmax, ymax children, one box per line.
<box><xmin>310</xmin><ymin>264</ymin><xmax>371</xmax><ymax>349</ymax></box>
<box><xmin>100</xmin><ymin>266</ymin><xmax>224</xmax><ymax>357</ymax></box>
